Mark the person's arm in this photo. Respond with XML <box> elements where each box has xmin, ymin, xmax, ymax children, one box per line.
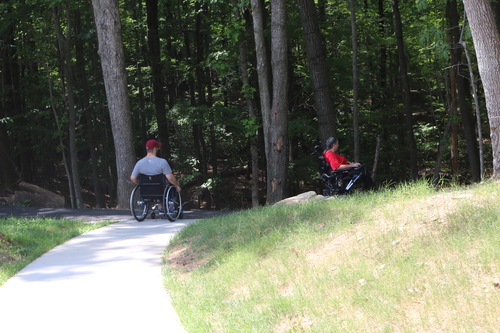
<box><xmin>335</xmin><ymin>162</ymin><xmax>361</xmax><ymax>171</ymax></box>
<box><xmin>130</xmin><ymin>174</ymin><xmax>139</xmax><ymax>185</ymax></box>
<box><xmin>166</xmin><ymin>173</ymin><xmax>181</xmax><ymax>192</ymax></box>
<box><xmin>324</xmin><ymin>151</ymin><xmax>360</xmax><ymax>171</ymax></box>
<box><xmin>325</xmin><ymin>151</ymin><xmax>357</xmax><ymax>171</ymax></box>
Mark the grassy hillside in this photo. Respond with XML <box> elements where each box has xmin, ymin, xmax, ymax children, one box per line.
<box><xmin>163</xmin><ymin>180</ymin><xmax>500</xmax><ymax>332</ymax></box>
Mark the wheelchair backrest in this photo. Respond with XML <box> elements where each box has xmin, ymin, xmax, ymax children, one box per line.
<box><xmin>139</xmin><ymin>174</ymin><xmax>166</xmax><ymax>199</ymax></box>
<box><xmin>313</xmin><ymin>145</ymin><xmax>333</xmax><ymax>175</ymax></box>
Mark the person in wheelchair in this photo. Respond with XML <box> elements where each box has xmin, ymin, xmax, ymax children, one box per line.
<box><xmin>319</xmin><ymin>137</ymin><xmax>374</xmax><ymax>195</ymax></box>
<box><xmin>323</xmin><ymin>136</ymin><xmax>361</xmax><ymax>171</ymax></box>
<box><xmin>130</xmin><ymin>139</ymin><xmax>181</xmax><ymax>214</ymax></box>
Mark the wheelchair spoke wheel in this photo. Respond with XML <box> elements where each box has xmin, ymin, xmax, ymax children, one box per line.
<box><xmin>130</xmin><ymin>185</ymin><xmax>148</xmax><ymax>222</ymax></box>
<box><xmin>164</xmin><ymin>186</ymin><xmax>182</xmax><ymax>222</ymax></box>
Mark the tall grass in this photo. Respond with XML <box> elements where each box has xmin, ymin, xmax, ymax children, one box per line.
<box><xmin>163</xmin><ymin>180</ymin><xmax>500</xmax><ymax>332</ymax></box>
<box><xmin>0</xmin><ymin>218</ymin><xmax>113</xmax><ymax>285</ymax></box>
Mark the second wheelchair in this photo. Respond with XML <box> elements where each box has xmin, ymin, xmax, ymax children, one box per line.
<box><xmin>312</xmin><ymin>145</ymin><xmax>374</xmax><ymax>196</ymax></box>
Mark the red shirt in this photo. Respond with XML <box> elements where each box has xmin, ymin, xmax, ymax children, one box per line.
<box><xmin>323</xmin><ymin>150</ymin><xmax>348</xmax><ymax>171</ymax></box>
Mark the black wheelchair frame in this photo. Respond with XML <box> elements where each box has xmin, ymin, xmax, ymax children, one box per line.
<box><xmin>312</xmin><ymin>145</ymin><xmax>373</xmax><ymax>196</ymax></box>
<box><xmin>129</xmin><ymin>174</ymin><xmax>183</xmax><ymax>222</ymax></box>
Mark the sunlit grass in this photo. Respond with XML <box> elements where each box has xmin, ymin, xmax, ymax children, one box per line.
<box><xmin>0</xmin><ymin>218</ymin><xmax>114</xmax><ymax>285</ymax></box>
<box><xmin>163</xmin><ymin>180</ymin><xmax>500</xmax><ymax>332</ymax></box>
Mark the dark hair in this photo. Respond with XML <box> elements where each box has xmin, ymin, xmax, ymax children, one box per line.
<box><xmin>325</xmin><ymin>137</ymin><xmax>337</xmax><ymax>149</ymax></box>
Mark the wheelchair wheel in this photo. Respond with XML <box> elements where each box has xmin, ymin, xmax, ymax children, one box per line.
<box><xmin>130</xmin><ymin>185</ymin><xmax>148</xmax><ymax>222</ymax></box>
<box><xmin>164</xmin><ymin>186</ymin><xmax>182</xmax><ymax>222</ymax></box>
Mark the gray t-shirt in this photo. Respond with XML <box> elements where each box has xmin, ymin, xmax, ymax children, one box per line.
<box><xmin>131</xmin><ymin>157</ymin><xmax>173</xmax><ymax>177</ymax></box>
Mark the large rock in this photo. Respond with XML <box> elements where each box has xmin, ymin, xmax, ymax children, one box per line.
<box><xmin>13</xmin><ymin>182</ymin><xmax>65</xmax><ymax>208</ymax></box>
<box><xmin>274</xmin><ymin>191</ymin><xmax>328</xmax><ymax>205</ymax></box>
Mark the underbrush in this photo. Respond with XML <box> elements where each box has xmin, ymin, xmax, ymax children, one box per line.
<box><xmin>163</xmin><ymin>180</ymin><xmax>500</xmax><ymax>332</ymax></box>
<box><xmin>0</xmin><ymin>218</ymin><xmax>114</xmax><ymax>285</ymax></box>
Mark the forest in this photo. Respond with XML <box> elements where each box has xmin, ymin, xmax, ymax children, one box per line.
<box><xmin>1</xmin><ymin>0</ymin><xmax>500</xmax><ymax>210</ymax></box>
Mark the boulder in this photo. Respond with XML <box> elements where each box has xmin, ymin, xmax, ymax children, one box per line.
<box><xmin>274</xmin><ymin>191</ymin><xmax>328</xmax><ymax>205</ymax></box>
<box><xmin>13</xmin><ymin>182</ymin><xmax>65</xmax><ymax>208</ymax></box>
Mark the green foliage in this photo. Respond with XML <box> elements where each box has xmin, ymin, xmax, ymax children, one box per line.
<box><xmin>1</xmin><ymin>0</ymin><xmax>492</xmax><ymax>209</ymax></box>
<box><xmin>240</xmin><ymin>117</ymin><xmax>260</xmax><ymax>138</ymax></box>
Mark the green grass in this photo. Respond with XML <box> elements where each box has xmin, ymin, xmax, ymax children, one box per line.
<box><xmin>0</xmin><ymin>217</ymin><xmax>114</xmax><ymax>285</ymax></box>
<box><xmin>163</xmin><ymin>180</ymin><xmax>500</xmax><ymax>332</ymax></box>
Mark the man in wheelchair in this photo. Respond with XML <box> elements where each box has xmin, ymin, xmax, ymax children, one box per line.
<box><xmin>130</xmin><ymin>139</ymin><xmax>182</xmax><ymax>218</ymax></box>
<box><xmin>315</xmin><ymin>137</ymin><xmax>374</xmax><ymax>196</ymax></box>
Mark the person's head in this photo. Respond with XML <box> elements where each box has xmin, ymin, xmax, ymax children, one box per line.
<box><xmin>145</xmin><ymin>139</ymin><xmax>162</xmax><ymax>152</ymax></box>
<box><xmin>325</xmin><ymin>137</ymin><xmax>338</xmax><ymax>150</ymax></box>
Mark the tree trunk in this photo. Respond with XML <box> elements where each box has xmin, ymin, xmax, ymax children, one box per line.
<box><xmin>447</xmin><ymin>0</ymin><xmax>481</xmax><ymax>182</ymax></box>
<box><xmin>233</xmin><ymin>1</ymin><xmax>260</xmax><ymax>207</ymax></box>
<box><xmin>378</xmin><ymin>0</ymin><xmax>387</xmax><ymax>89</ymax></box>
<box><xmin>91</xmin><ymin>0</ymin><xmax>136</xmax><ymax>208</ymax></box>
<box><xmin>47</xmin><ymin>68</ymin><xmax>74</xmax><ymax>208</ymax></box>
<box><xmin>183</xmin><ymin>27</ymin><xmax>205</xmax><ymax>198</ymax></box>
<box><xmin>296</xmin><ymin>0</ymin><xmax>336</xmax><ymax>147</ymax></box>
<box><xmin>53</xmin><ymin>3</ymin><xmax>84</xmax><ymax>208</ymax></box>
<box><xmin>268</xmin><ymin>0</ymin><xmax>289</xmax><ymax>204</ymax></box>
<box><xmin>75</xmin><ymin>9</ymin><xmax>105</xmax><ymax>207</ymax></box>
<box><xmin>349</xmin><ymin>0</ymin><xmax>360</xmax><ymax>161</ymax></box>
<box><xmin>0</xmin><ymin>110</ymin><xmax>19</xmax><ymax>190</ymax></box>
<box><xmin>251</xmin><ymin>0</ymin><xmax>289</xmax><ymax>204</ymax></box>
<box><xmin>434</xmin><ymin>118</ymin><xmax>452</xmax><ymax>186</ymax></box>
<box><xmin>146</xmin><ymin>0</ymin><xmax>169</xmax><ymax>149</ymax></box>
<box><xmin>0</xmin><ymin>13</ymin><xmax>20</xmax><ymax>190</ymax></box>
<box><xmin>446</xmin><ymin>9</ymin><xmax>460</xmax><ymax>176</ymax></box>
<box><xmin>250</xmin><ymin>0</ymin><xmax>272</xmax><ymax>203</ymax></box>
<box><xmin>393</xmin><ymin>0</ymin><xmax>418</xmax><ymax>179</ymax></box>
<box><xmin>459</xmin><ymin>34</ymin><xmax>485</xmax><ymax>178</ymax></box>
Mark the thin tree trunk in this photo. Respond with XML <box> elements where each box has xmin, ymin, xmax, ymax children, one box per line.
<box><xmin>393</xmin><ymin>0</ymin><xmax>418</xmax><ymax>178</ymax></box>
<box><xmin>460</xmin><ymin>37</ymin><xmax>485</xmax><ymax>177</ymax></box>
<box><xmin>349</xmin><ymin>0</ymin><xmax>360</xmax><ymax>161</ymax></box>
<box><xmin>0</xmin><ymin>14</ymin><xmax>20</xmax><ymax>190</ymax></box>
<box><xmin>250</xmin><ymin>0</ymin><xmax>272</xmax><ymax>203</ymax></box>
<box><xmin>296</xmin><ymin>0</ymin><xmax>336</xmax><ymax>146</ymax></box>
<box><xmin>434</xmin><ymin>119</ymin><xmax>452</xmax><ymax>186</ymax></box>
<box><xmin>75</xmin><ymin>10</ymin><xmax>105</xmax><ymax>207</ymax></box>
<box><xmin>233</xmin><ymin>1</ymin><xmax>260</xmax><ymax>207</ymax></box>
<box><xmin>378</xmin><ymin>0</ymin><xmax>387</xmax><ymax>89</ymax></box>
<box><xmin>446</xmin><ymin>16</ymin><xmax>460</xmax><ymax>176</ymax></box>
<box><xmin>53</xmin><ymin>3</ymin><xmax>84</xmax><ymax>208</ymax></box>
<box><xmin>447</xmin><ymin>0</ymin><xmax>481</xmax><ymax>182</ymax></box>
<box><xmin>146</xmin><ymin>0</ymin><xmax>169</xmax><ymax>149</ymax></box>
<box><xmin>182</xmin><ymin>28</ymin><xmax>205</xmax><ymax>194</ymax></box>
<box><xmin>47</xmin><ymin>68</ymin><xmax>74</xmax><ymax>208</ymax></box>
<box><xmin>371</xmin><ymin>136</ymin><xmax>381</xmax><ymax>182</ymax></box>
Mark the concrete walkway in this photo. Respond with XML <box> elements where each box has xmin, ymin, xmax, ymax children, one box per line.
<box><xmin>0</xmin><ymin>216</ymin><xmax>197</xmax><ymax>333</ymax></box>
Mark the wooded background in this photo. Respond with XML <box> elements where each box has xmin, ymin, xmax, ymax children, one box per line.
<box><xmin>1</xmin><ymin>0</ymin><xmax>499</xmax><ymax>209</ymax></box>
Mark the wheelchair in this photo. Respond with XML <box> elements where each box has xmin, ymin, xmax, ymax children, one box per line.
<box><xmin>129</xmin><ymin>174</ymin><xmax>183</xmax><ymax>222</ymax></box>
<box><xmin>312</xmin><ymin>145</ymin><xmax>374</xmax><ymax>196</ymax></box>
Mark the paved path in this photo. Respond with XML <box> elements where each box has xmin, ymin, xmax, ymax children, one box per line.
<box><xmin>0</xmin><ymin>209</ymin><xmax>229</xmax><ymax>333</ymax></box>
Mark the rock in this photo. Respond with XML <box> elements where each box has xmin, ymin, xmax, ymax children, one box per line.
<box><xmin>13</xmin><ymin>182</ymin><xmax>65</xmax><ymax>208</ymax></box>
<box><xmin>274</xmin><ymin>191</ymin><xmax>328</xmax><ymax>205</ymax></box>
